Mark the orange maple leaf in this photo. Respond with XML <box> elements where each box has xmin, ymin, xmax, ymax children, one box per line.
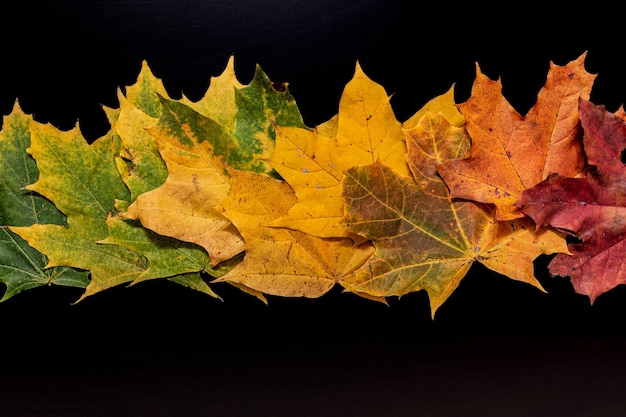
<box><xmin>437</xmin><ymin>52</ymin><xmax>596</xmax><ymax>220</ymax></box>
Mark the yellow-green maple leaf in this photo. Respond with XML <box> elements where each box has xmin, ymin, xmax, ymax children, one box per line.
<box><xmin>122</xmin><ymin>61</ymin><xmax>306</xmax><ymax>266</ymax></box>
<box><xmin>0</xmin><ymin>104</ymin><xmax>90</xmax><ymax>300</ymax></box>
<box><xmin>121</xmin><ymin>97</ymin><xmax>244</xmax><ymax>266</ymax></box>
<box><xmin>99</xmin><ymin>214</ymin><xmax>219</xmax><ymax>297</ymax></box>
<box><xmin>10</xmin><ymin>121</ymin><xmax>148</xmax><ymax>301</ymax></box>
<box><xmin>104</xmin><ymin>64</ymin><xmax>221</xmax><ymax>296</ymax></box>
<box><xmin>268</xmin><ymin>62</ymin><xmax>409</xmax><ymax>238</ymax></box>
<box><xmin>112</xmin><ymin>60</ymin><xmax>171</xmax><ymax>200</ymax></box>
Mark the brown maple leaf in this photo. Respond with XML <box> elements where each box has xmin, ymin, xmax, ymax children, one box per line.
<box><xmin>437</xmin><ymin>53</ymin><xmax>596</xmax><ymax>220</ymax></box>
<box><xmin>341</xmin><ymin>111</ymin><xmax>567</xmax><ymax>315</ymax></box>
<box><xmin>516</xmin><ymin>99</ymin><xmax>626</xmax><ymax>303</ymax></box>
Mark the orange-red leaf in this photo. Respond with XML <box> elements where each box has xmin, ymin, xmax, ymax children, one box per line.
<box><xmin>437</xmin><ymin>52</ymin><xmax>596</xmax><ymax>220</ymax></box>
<box><xmin>517</xmin><ymin>99</ymin><xmax>626</xmax><ymax>303</ymax></box>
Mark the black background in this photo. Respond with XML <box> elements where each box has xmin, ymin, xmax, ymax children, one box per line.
<box><xmin>2</xmin><ymin>1</ymin><xmax>626</xmax><ymax>416</ymax></box>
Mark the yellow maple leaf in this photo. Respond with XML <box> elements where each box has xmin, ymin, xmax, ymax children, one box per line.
<box><xmin>213</xmin><ymin>167</ymin><xmax>375</xmax><ymax>298</ymax></box>
<box><xmin>121</xmin><ymin>99</ymin><xmax>244</xmax><ymax>267</ymax></box>
<box><xmin>267</xmin><ymin>62</ymin><xmax>409</xmax><ymax>238</ymax></box>
<box><xmin>180</xmin><ymin>55</ymin><xmax>244</xmax><ymax>128</ymax></box>
<box><xmin>403</xmin><ymin>85</ymin><xmax>465</xmax><ymax>129</ymax></box>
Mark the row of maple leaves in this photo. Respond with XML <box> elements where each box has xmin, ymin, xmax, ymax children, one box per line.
<box><xmin>0</xmin><ymin>52</ymin><xmax>621</xmax><ymax>316</ymax></box>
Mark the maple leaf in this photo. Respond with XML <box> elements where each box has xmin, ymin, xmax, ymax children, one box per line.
<box><xmin>517</xmin><ymin>99</ymin><xmax>626</xmax><ymax>303</ymax></box>
<box><xmin>403</xmin><ymin>85</ymin><xmax>465</xmax><ymax>129</ymax></box>
<box><xmin>437</xmin><ymin>52</ymin><xmax>596</xmax><ymax>220</ymax></box>
<box><xmin>120</xmin><ymin>97</ymin><xmax>245</xmax><ymax>266</ymax></box>
<box><xmin>232</xmin><ymin>64</ymin><xmax>306</xmax><ymax>175</ymax></box>
<box><xmin>341</xmin><ymin>111</ymin><xmax>568</xmax><ymax>315</ymax></box>
<box><xmin>9</xmin><ymin>120</ymin><xmax>148</xmax><ymax>301</ymax></box>
<box><xmin>112</xmin><ymin>60</ymin><xmax>171</xmax><ymax>201</ymax></box>
<box><xmin>0</xmin><ymin>103</ymin><xmax>89</xmax><ymax>301</ymax></box>
<box><xmin>268</xmin><ymin>62</ymin><xmax>409</xmax><ymax>238</ymax></box>
<box><xmin>99</xmin><ymin>63</ymin><xmax>223</xmax><ymax>297</ymax></box>
<box><xmin>8</xmin><ymin>115</ymin><xmax>221</xmax><ymax>301</ymax></box>
<box><xmin>181</xmin><ymin>55</ymin><xmax>244</xmax><ymax>129</ymax></box>
<box><xmin>100</xmin><ymin>212</ymin><xmax>220</xmax><ymax>297</ymax></box>
<box><xmin>122</xmin><ymin>62</ymin><xmax>305</xmax><ymax>265</ymax></box>
<box><xmin>213</xmin><ymin>167</ymin><xmax>375</xmax><ymax>298</ymax></box>
<box><xmin>184</xmin><ymin>57</ymin><xmax>306</xmax><ymax>175</ymax></box>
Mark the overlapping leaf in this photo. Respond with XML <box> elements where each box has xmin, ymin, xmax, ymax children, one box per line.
<box><xmin>267</xmin><ymin>62</ymin><xmax>409</xmax><ymax>238</ymax></box>
<box><xmin>8</xmin><ymin>112</ymin><xmax>219</xmax><ymax>301</ymax></box>
<box><xmin>437</xmin><ymin>53</ymin><xmax>596</xmax><ymax>220</ymax></box>
<box><xmin>4</xmin><ymin>53</ymin><xmax>626</xmax><ymax>312</ymax></box>
<box><xmin>402</xmin><ymin>85</ymin><xmax>465</xmax><ymax>129</ymax></box>
<box><xmin>517</xmin><ymin>99</ymin><xmax>626</xmax><ymax>303</ymax></box>
<box><xmin>180</xmin><ymin>55</ymin><xmax>243</xmax><ymax>127</ymax></box>
<box><xmin>113</xmin><ymin>60</ymin><xmax>170</xmax><ymax>201</ymax></box>
<box><xmin>106</xmin><ymin>63</ymin><xmax>219</xmax><ymax>295</ymax></box>
<box><xmin>122</xmin><ymin>62</ymin><xmax>305</xmax><ymax>266</ymax></box>
<box><xmin>0</xmin><ymin>104</ymin><xmax>89</xmax><ymax>301</ymax></box>
<box><xmin>9</xmin><ymin>120</ymin><xmax>149</xmax><ymax>301</ymax></box>
<box><xmin>341</xmin><ymin>110</ymin><xmax>568</xmax><ymax>315</ymax></box>
<box><xmin>214</xmin><ymin>167</ymin><xmax>375</xmax><ymax>298</ymax></box>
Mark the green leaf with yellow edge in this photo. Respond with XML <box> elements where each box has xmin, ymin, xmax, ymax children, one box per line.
<box><xmin>341</xmin><ymin>111</ymin><xmax>568</xmax><ymax>316</ymax></box>
<box><xmin>232</xmin><ymin>64</ymin><xmax>306</xmax><ymax>175</ymax></box>
<box><xmin>0</xmin><ymin>103</ymin><xmax>89</xmax><ymax>301</ymax></box>
<box><xmin>10</xmin><ymin>121</ymin><xmax>147</xmax><ymax>301</ymax></box>
<box><xmin>267</xmin><ymin>62</ymin><xmax>409</xmax><ymax>238</ymax></box>
<box><xmin>213</xmin><ymin>167</ymin><xmax>375</xmax><ymax>298</ymax></box>
<box><xmin>111</xmin><ymin>60</ymin><xmax>171</xmax><ymax>200</ymax></box>
<box><xmin>125</xmin><ymin>60</ymin><xmax>171</xmax><ymax>119</ymax></box>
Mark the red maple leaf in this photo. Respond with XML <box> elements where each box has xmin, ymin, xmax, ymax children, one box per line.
<box><xmin>516</xmin><ymin>99</ymin><xmax>626</xmax><ymax>303</ymax></box>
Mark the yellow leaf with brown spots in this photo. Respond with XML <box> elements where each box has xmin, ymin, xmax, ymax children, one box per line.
<box><xmin>267</xmin><ymin>62</ymin><xmax>409</xmax><ymax>238</ymax></box>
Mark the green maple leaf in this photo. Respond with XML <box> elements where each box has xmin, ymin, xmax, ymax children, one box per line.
<box><xmin>10</xmin><ymin>116</ymin><xmax>220</xmax><ymax>301</ymax></box>
<box><xmin>101</xmin><ymin>211</ymin><xmax>220</xmax><ymax>297</ymax></box>
<box><xmin>232</xmin><ymin>63</ymin><xmax>306</xmax><ymax>175</ymax></box>
<box><xmin>9</xmin><ymin>118</ymin><xmax>146</xmax><ymax>301</ymax></box>
<box><xmin>0</xmin><ymin>104</ymin><xmax>89</xmax><ymax>301</ymax></box>
<box><xmin>11</xmin><ymin>64</ymin><xmax>228</xmax><ymax>300</ymax></box>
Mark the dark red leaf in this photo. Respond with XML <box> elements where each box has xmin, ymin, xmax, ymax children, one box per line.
<box><xmin>516</xmin><ymin>99</ymin><xmax>626</xmax><ymax>303</ymax></box>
